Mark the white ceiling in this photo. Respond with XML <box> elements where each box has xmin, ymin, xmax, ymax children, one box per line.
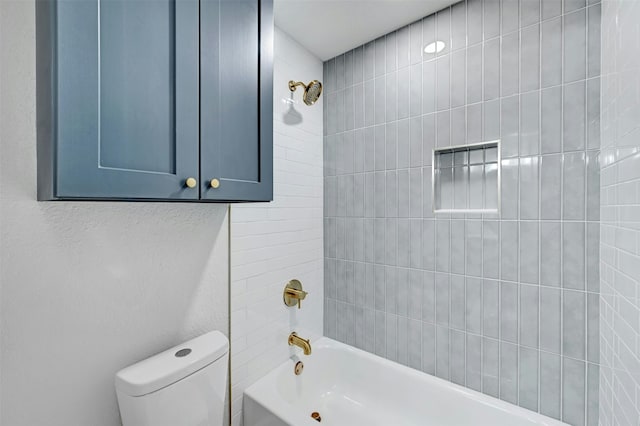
<box><xmin>274</xmin><ymin>0</ymin><xmax>458</xmax><ymax>61</ymax></box>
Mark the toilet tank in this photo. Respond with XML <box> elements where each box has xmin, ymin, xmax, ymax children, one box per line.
<box><xmin>115</xmin><ymin>331</ymin><xmax>229</xmax><ymax>426</ymax></box>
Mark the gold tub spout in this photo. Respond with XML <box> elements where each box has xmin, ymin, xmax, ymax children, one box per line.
<box><xmin>288</xmin><ymin>332</ymin><xmax>312</xmax><ymax>355</ymax></box>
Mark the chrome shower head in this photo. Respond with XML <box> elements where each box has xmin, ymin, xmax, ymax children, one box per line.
<box><xmin>288</xmin><ymin>80</ymin><xmax>323</xmax><ymax>105</ymax></box>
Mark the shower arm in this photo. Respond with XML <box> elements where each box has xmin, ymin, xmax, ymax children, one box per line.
<box><xmin>288</xmin><ymin>81</ymin><xmax>307</xmax><ymax>92</ymax></box>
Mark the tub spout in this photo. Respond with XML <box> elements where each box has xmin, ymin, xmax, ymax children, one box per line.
<box><xmin>288</xmin><ymin>332</ymin><xmax>312</xmax><ymax>355</ymax></box>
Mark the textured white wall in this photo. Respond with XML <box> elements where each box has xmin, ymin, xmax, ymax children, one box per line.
<box><xmin>229</xmin><ymin>28</ymin><xmax>324</xmax><ymax>426</ymax></box>
<box><xmin>0</xmin><ymin>1</ymin><xmax>229</xmax><ymax>425</ymax></box>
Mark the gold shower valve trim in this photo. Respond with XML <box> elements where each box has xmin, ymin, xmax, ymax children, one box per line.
<box><xmin>283</xmin><ymin>279</ymin><xmax>308</xmax><ymax>309</ymax></box>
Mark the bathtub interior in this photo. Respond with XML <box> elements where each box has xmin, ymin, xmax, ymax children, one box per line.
<box><xmin>246</xmin><ymin>338</ymin><xmax>567</xmax><ymax>426</ymax></box>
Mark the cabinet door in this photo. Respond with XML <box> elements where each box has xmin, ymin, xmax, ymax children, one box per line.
<box><xmin>53</xmin><ymin>0</ymin><xmax>199</xmax><ymax>200</ymax></box>
<box><xmin>200</xmin><ymin>0</ymin><xmax>273</xmax><ymax>202</ymax></box>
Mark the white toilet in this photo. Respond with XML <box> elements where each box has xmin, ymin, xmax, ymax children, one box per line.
<box><xmin>115</xmin><ymin>330</ymin><xmax>229</xmax><ymax>426</ymax></box>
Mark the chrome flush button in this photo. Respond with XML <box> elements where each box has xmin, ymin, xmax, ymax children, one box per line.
<box><xmin>175</xmin><ymin>348</ymin><xmax>192</xmax><ymax>357</ymax></box>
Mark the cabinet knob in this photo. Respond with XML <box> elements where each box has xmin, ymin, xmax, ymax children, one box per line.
<box><xmin>185</xmin><ymin>177</ymin><xmax>197</xmax><ymax>188</ymax></box>
<box><xmin>210</xmin><ymin>178</ymin><xmax>220</xmax><ymax>189</ymax></box>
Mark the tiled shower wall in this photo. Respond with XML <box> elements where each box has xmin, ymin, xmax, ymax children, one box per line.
<box><xmin>600</xmin><ymin>1</ymin><xmax>640</xmax><ymax>425</ymax></box>
<box><xmin>323</xmin><ymin>0</ymin><xmax>601</xmax><ymax>424</ymax></box>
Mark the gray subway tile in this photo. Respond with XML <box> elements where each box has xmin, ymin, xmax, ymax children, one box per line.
<box><xmin>422</xmin><ymin>323</ymin><xmax>436</xmax><ymax>374</ymax></box>
<box><xmin>501</xmin><ymin>31</ymin><xmax>520</xmax><ymax>97</ymax></box>
<box><xmin>562</xmin><ymin>358</ymin><xmax>586</xmax><ymax>426</ymax></box>
<box><xmin>541</xmin><ymin>154</ymin><xmax>562</xmax><ymax>219</ymax></box>
<box><xmin>520</xmin><ymin>92</ymin><xmax>540</xmax><ymax>156</ymax></box>
<box><xmin>466</xmin><ymin>221</ymin><xmax>483</xmax><ymax>277</ymax></box>
<box><xmin>586</xmin><ymin>222</ymin><xmax>600</xmax><ymax>292</ymax></box>
<box><xmin>410</xmin><ymin>63</ymin><xmax>422</xmax><ymax>117</ymax></box>
<box><xmin>410</xmin><ymin>219</ymin><xmax>422</xmax><ymax>268</ymax></box>
<box><xmin>484</xmin><ymin>0</ymin><xmax>501</xmax><ymax>40</ymax></box>
<box><xmin>422</xmin><ymin>15</ymin><xmax>436</xmax><ymax>62</ymax></box>
<box><xmin>587</xmin><ymin>4</ymin><xmax>601</xmax><ymax>78</ymax></box>
<box><xmin>563</xmin><ymin>289</ymin><xmax>586</xmax><ymax>360</ymax></box>
<box><xmin>375</xmin><ymin>36</ymin><xmax>386</xmax><ymax>77</ymax></box>
<box><xmin>501</xmin><ymin>96</ymin><xmax>520</xmax><ymax>159</ymax></box>
<box><xmin>521</xmin><ymin>24</ymin><xmax>540</xmax><ymax>93</ymax></box>
<box><xmin>484</xmin><ymin>38</ymin><xmax>501</xmax><ymax>101</ymax></box>
<box><xmin>451</xmin><ymin>50</ymin><xmax>466</xmax><ymax>108</ymax></box>
<box><xmin>482</xmin><ymin>337</ymin><xmax>500</xmax><ymax>397</ymax></box>
<box><xmin>422</xmin><ymin>220</ymin><xmax>435</xmax><ymax>271</ymax></box>
<box><xmin>587</xmin><ymin>77</ymin><xmax>600</xmax><ymax>150</ymax></box>
<box><xmin>436</xmin><ymin>56</ymin><xmax>450</xmax><ymax>111</ymax></box>
<box><xmin>483</xmin><ymin>279</ymin><xmax>500</xmax><ymax>338</ymax></box>
<box><xmin>466</xmin><ymin>334</ymin><xmax>482</xmax><ymax>391</ymax></box>
<box><xmin>564</xmin><ymin>9</ymin><xmax>587</xmax><ymax>83</ymax></box>
<box><xmin>520</xmin><ymin>156</ymin><xmax>540</xmax><ymax>220</ymax></box>
<box><xmin>563</xmin><ymin>80</ymin><xmax>587</xmax><ymax>152</ymax></box>
<box><xmin>542</xmin><ymin>0</ymin><xmax>561</xmax><ymax>19</ymax></box>
<box><xmin>483</xmin><ymin>221</ymin><xmax>500</xmax><ymax>279</ymax></box>
<box><xmin>364</xmin><ymin>79</ymin><xmax>375</xmax><ymax>127</ymax></box>
<box><xmin>375</xmin><ymin>76</ymin><xmax>386</xmax><ymax>125</ymax></box>
<box><xmin>398</xmin><ymin>118</ymin><xmax>410</xmax><ymax>168</ymax></box>
<box><xmin>500</xmin><ymin>281</ymin><xmax>519</xmax><ymax>343</ymax></box>
<box><xmin>520</xmin><ymin>221</ymin><xmax>540</xmax><ymax>284</ymax></box>
<box><xmin>467</xmin><ymin>0</ymin><xmax>483</xmax><ymax>45</ymax></box>
<box><xmin>540</xmin><ymin>352</ymin><xmax>561</xmax><ymax>419</ymax></box>
<box><xmin>423</xmin><ymin>60</ymin><xmax>436</xmax><ymax>114</ymax></box>
<box><xmin>336</xmin><ymin>54</ymin><xmax>345</xmax><ymax>90</ymax></box>
<box><xmin>501</xmin><ymin>221</ymin><xmax>519</xmax><ymax>281</ymax></box>
<box><xmin>518</xmin><ymin>346</ymin><xmax>539</xmax><ymax>411</ymax></box>
<box><xmin>467</xmin><ymin>44</ymin><xmax>483</xmax><ymax>104</ymax></box>
<box><xmin>563</xmin><ymin>152</ymin><xmax>586</xmax><ymax>220</ymax></box>
<box><xmin>423</xmin><ymin>114</ymin><xmax>436</xmax><ymax>166</ymax></box>
<box><xmin>541</xmin><ymin>86</ymin><xmax>562</xmax><ymax>154</ymax></box>
<box><xmin>540</xmin><ymin>222</ymin><xmax>562</xmax><ymax>287</ymax></box>
<box><xmin>451</xmin><ymin>219</ymin><xmax>466</xmax><ymax>274</ymax></box>
<box><xmin>466</xmin><ymin>277</ymin><xmax>482</xmax><ymax>334</ymax></box>
<box><xmin>540</xmin><ymin>286</ymin><xmax>561</xmax><ymax>354</ymax></box>
<box><xmin>451</xmin><ymin>275</ymin><xmax>466</xmax><ymax>330</ymax></box>
<box><xmin>563</xmin><ymin>221</ymin><xmax>586</xmax><ymax>290</ymax></box>
<box><xmin>436</xmin><ymin>326</ymin><xmax>450</xmax><ymax>379</ymax></box>
<box><xmin>502</xmin><ymin>0</ymin><xmax>519</xmax><ymax>34</ymax></box>
<box><xmin>436</xmin><ymin>7</ymin><xmax>451</xmax><ymax>56</ymax></box>
<box><xmin>423</xmin><ymin>271</ymin><xmax>435</xmax><ymax>323</ymax></box>
<box><xmin>451</xmin><ymin>1</ymin><xmax>466</xmax><ymax>51</ymax></box>
<box><xmin>397</xmin><ymin>25</ymin><xmax>410</xmax><ymax>69</ymax></box>
<box><xmin>436</xmin><ymin>219</ymin><xmax>451</xmax><ymax>272</ymax></box>
<box><xmin>435</xmin><ymin>272</ymin><xmax>450</xmax><ymax>326</ymax></box>
<box><xmin>364</xmin><ymin>41</ymin><xmax>375</xmax><ymax>81</ymax></box>
<box><xmin>397</xmin><ymin>219</ymin><xmax>410</xmax><ymax>267</ymax></box>
<box><xmin>386</xmin><ymin>218</ymin><xmax>398</xmax><ymax>266</ymax></box>
<box><xmin>397</xmin><ymin>66</ymin><xmax>410</xmax><ymax>120</ymax></box>
<box><xmin>541</xmin><ymin>17</ymin><xmax>562</xmax><ymax>88</ymax></box>
<box><xmin>450</xmin><ymin>329</ymin><xmax>466</xmax><ymax>385</ymax></box>
<box><xmin>410</xmin><ymin>20</ymin><xmax>423</xmax><ymax>65</ymax></box>
<box><xmin>500</xmin><ymin>342</ymin><xmax>518</xmax><ymax>404</ymax></box>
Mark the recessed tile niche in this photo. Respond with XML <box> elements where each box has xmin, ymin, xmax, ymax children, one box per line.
<box><xmin>432</xmin><ymin>141</ymin><xmax>500</xmax><ymax>214</ymax></box>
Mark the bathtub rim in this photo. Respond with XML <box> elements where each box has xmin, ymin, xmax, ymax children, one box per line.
<box><xmin>243</xmin><ymin>336</ymin><xmax>567</xmax><ymax>426</ymax></box>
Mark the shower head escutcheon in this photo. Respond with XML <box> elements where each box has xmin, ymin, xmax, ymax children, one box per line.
<box><xmin>288</xmin><ymin>80</ymin><xmax>323</xmax><ymax>106</ymax></box>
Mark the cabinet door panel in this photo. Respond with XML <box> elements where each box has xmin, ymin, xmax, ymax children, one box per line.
<box><xmin>54</xmin><ymin>0</ymin><xmax>199</xmax><ymax>199</ymax></box>
<box><xmin>201</xmin><ymin>0</ymin><xmax>273</xmax><ymax>201</ymax></box>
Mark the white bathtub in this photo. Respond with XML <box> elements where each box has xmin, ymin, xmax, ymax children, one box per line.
<box><xmin>244</xmin><ymin>337</ymin><xmax>567</xmax><ymax>426</ymax></box>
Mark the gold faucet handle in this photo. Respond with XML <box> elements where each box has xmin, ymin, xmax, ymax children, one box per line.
<box><xmin>283</xmin><ymin>279</ymin><xmax>308</xmax><ymax>309</ymax></box>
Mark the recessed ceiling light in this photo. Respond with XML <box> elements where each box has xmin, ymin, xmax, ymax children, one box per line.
<box><xmin>424</xmin><ymin>41</ymin><xmax>446</xmax><ymax>54</ymax></box>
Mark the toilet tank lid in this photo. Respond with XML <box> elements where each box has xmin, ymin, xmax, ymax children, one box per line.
<box><xmin>115</xmin><ymin>330</ymin><xmax>229</xmax><ymax>397</ymax></box>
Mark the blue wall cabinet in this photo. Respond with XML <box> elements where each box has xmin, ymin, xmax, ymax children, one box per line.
<box><xmin>36</xmin><ymin>0</ymin><xmax>273</xmax><ymax>202</ymax></box>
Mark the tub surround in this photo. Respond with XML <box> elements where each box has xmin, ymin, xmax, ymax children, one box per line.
<box><xmin>323</xmin><ymin>0</ymin><xmax>601</xmax><ymax>424</ymax></box>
